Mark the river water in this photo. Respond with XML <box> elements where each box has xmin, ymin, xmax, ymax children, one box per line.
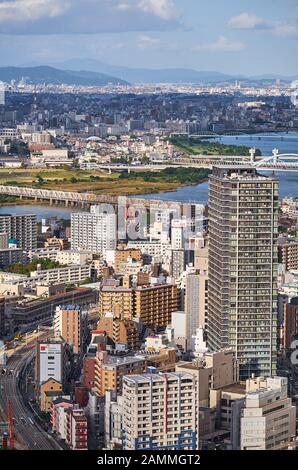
<box><xmin>0</xmin><ymin>133</ymin><xmax>297</xmax><ymax>219</ymax></box>
<box><xmin>140</xmin><ymin>133</ymin><xmax>298</xmax><ymax>205</ymax></box>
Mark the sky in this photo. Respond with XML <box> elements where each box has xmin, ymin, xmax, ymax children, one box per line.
<box><xmin>0</xmin><ymin>0</ymin><xmax>297</xmax><ymax>75</ymax></box>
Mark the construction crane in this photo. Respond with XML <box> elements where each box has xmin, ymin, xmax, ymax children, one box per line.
<box><xmin>7</xmin><ymin>400</ymin><xmax>14</xmax><ymax>450</ymax></box>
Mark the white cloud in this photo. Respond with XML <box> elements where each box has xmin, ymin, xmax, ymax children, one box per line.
<box><xmin>274</xmin><ymin>23</ymin><xmax>298</xmax><ymax>37</ymax></box>
<box><xmin>0</xmin><ymin>0</ymin><xmax>70</xmax><ymax>23</ymax></box>
<box><xmin>137</xmin><ymin>0</ymin><xmax>180</xmax><ymax>20</ymax></box>
<box><xmin>138</xmin><ymin>34</ymin><xmax>160</xmax><ymax>48</ymax></box>
<box><xmin>228</xmin><ymin>12</ymin><xmax>268</xmax><ymax>30</ymax></box>
<box><xmin>193</xmin><ymin>36</ymin><xmax>245</xmax><ymax>53</ymax></box>
<box><xmin>0</xmin><ymin>0</ymin><xmax>180</xmax><ymax>34</ymax></box>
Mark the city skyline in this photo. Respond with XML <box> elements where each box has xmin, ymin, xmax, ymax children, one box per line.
<box><xmin>0</xmin><ymin>0</ymin><xmax>297</xmax><ymax>76</ymax></box>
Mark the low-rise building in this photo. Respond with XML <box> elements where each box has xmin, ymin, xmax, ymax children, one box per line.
<box><xmin>30</xmin><ymin>264</ymin><xmax>92</xmax><ymax>285</ymax></box>
<box><xmin>241</xmin><ymin>377</ymin><xmax>296</xmax><ymax>450</ymax></box>
<box><xmin>40</xmin><ymin>378</ymin><xmax>63</xmax><ymax>412</ymax></box>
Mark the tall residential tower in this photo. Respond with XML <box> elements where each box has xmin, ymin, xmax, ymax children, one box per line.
<box><xmin>207</xmin><ymin>166</ymin><xmax>279</xmax><ymax>379</ymax></box>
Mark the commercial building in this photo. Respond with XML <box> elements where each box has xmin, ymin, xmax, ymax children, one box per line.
<box><xmin>71</xmin><ymin>206</ymin><xmax>117</xmax><ymax>254</ymax></box>
<box><xmin>241</xmin><ymin>377</ymin><xmax>296</xmax><ymax>450</ymax></box>
<box><xmin>36</xmin><ymin>339</ymin><xmax>65</xmax><ymax>389</ymax></box>
<box><xmin>30</xmin><ymin>149</ymin><xmax>72</xmax><ymax>167</ymax></box>
<box><xmin>122</xmin><ymin>372</ymin><xmax>200</xmax><ymax>450</ymax></box>
<box><xmin>207</xmin><ymin>166</ymin><xmax>279</xmax><ymax>379</ymax></box>
<box><xmin>0</xmin><ymin>214</ymin><xmax>37</xmax><ymax>250</ymax></box>
<box><xmin>10</xmin><ymin>287</ymin><xmax>97</xmax><ymax>329</ymax></box>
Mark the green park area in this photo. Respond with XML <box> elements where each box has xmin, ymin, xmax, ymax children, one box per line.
<box><xmin>0</xmin><ymin>166</ymin><xmax>210</xmax><ymax>200</ymax></box>
<box><xmin>170</xmin><ymin>136</ymin><xmax>262</xmax><ymax>157</ymax></box>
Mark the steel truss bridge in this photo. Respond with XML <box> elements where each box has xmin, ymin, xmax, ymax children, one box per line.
<box><xmin>0</xmin><ymin>185</ymin><xmax>184</xmax><ymax>210</ymax></box>
<box><xmin>0</xmin><ymin>149</ymin><xmax>298</xmax><ymax>206</ymax></box>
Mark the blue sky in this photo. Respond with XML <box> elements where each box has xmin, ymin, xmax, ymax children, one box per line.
<box><xmin>0</xmin><ymin>0</ymin><xmax>297</xmax><ymax>75</ymax></box>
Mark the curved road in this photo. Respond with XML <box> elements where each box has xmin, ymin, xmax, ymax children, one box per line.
<box><xmin>0</xmin><ymin>336</ymin><xmax>61</xmax><ymax>450</ymax></box>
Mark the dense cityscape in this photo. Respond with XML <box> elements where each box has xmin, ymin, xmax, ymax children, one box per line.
<box><xmin>0</xmin><ymin>0</ymin><xmax>298</xmax><ymax>463</ymax></box>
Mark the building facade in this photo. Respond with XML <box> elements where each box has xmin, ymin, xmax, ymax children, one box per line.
<box><xmin>207</xmin><ymin>166</ymin><xmax>279</xmax><ymax>379</ymax></box>
<box><xmin>241</xmin><ymin>377</ymin><xmax>296</xmax><ymax>450</ymax></box>
<box><xmin>122</xmin><ymin>372</ymin><xmax>200</xmax><ymax>450</ymax></box>
<box><xmin>0</xmin><ymin>214</ymin><xmax>37</xmax><ymax>250</ymax></box>
<box><xmin>71</xmin><ymin>206</ymin><xmax>117</xmax><ymax>254</ymax></box>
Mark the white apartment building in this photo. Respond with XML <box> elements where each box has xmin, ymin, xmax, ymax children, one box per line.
<box><xmin>28</xmin><ymin>249</ymin><xmax>92</xmax><ymax>265</ymax></box>
<box><xmin>30</xmin><ymin>264</ymin><xmax>92</xmax><ymax>285</ymax></box>
<box><xmin>241</xmin><ymin>377</ymin><xmax>296</xmax><ymax>450</ymax></box>
<box><xmin>56</xmin><ymin>250</ymin><xmax>92</xmax><ymax>266</ymax></box>
<box><xmin>122</xmin><ymin>372</ymin><xmax>199</xmax><ymax>450</ymax></box>
<box><xmin>71</xmin><ymin>206</ymin><xmax>117</xmax><ymax>255</ymax></box>
<box><xmin>29</xmin><ymin>247</ymin><xmax>59</xmax><ymax>262</ymax></box>
<box><xmin>127</xmin><ymin>241</ymin><xmax>171</xmax><ymax>259</ymax></box>
<box><xmin>30</xmin><ymin>149</ymin><xmax>72</xmax><ymax>167</ymax></box>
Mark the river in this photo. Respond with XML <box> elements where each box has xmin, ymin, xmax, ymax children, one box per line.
<box><xmin>0</xmin><ymin>133</ymin><xmax>297</xmax><ymax>219</ymax></box>
<box><xmin>140</xmin><ymin>132</ymin><xmax>298</xmax><ymax>205</ymax></box>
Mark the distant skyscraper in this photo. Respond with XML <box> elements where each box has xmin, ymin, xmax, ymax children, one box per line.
<box><xmin>207</xmin><ymin>166</ymin><xmax>279</xmax><ymax>379</ymax></box>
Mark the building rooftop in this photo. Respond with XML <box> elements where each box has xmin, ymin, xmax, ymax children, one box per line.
<box><xmin>124</xmin><ymin>372</ymin><xmax>193</xmax><ymax>384</ymax></box>
<box><xmin>220</xmin><ymin>383</ymin><xmax>246</xmax><ymax>395</ymax></box>
<box><xmin>101</xmin><ymin>355</ymin><xmax>145</xmax><ymax>369</ymax></box>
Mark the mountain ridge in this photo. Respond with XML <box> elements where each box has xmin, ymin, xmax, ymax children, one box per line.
<box><xmin>33</xmin><ymin>59</ymin><xmax>296</xmax><ymax>83</ymax></box>
<box><xmin>0</xmin><ymin>65</ymin><xmax>128</xmax><ymax>86</ymax></box>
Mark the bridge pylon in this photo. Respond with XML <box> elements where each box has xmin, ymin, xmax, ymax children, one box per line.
<box><xmin>249</xmin><ymin>148</ymin><xmax>256</xmax><ymax>163</ymax></box>
<box><xmin>273</xmin><ymin>148</ymin><xmax>279</xmax><ymax>164</ymax></box>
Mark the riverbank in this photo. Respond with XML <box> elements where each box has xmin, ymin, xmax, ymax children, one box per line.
<box><xmin>170</xmin><ymin>135</ymin><xmax>262</xmax><ymax>156</ymax></box>
<box><xmin>0</xmin><ymin>167</ymin><xmax>210</xmax><ymax>199</ymax></box>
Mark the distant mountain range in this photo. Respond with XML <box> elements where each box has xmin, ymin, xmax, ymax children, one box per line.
<box><xmin>33</xmin><ymin>59</ymin><xmax>297</xmax><ymax>84</ymax></box>
<box><xmin>0</xmin><ymin>62</ymin><xmax>296</xmax><ymax>86</ymax></box>
<box><xmin>47</xmin><ymin>59</ymin><xmax>235</xmax><ymax>84</ymax></box>
<box><xmin>0</xmin><ymin>66</ymin><xmax>128</xmax><ymax>86</ymax></box>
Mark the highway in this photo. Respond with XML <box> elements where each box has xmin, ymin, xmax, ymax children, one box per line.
<box><xmin>0</xmin><ymin>333</ymin><xmax>62</xmax><ymax>450</ymax></box>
